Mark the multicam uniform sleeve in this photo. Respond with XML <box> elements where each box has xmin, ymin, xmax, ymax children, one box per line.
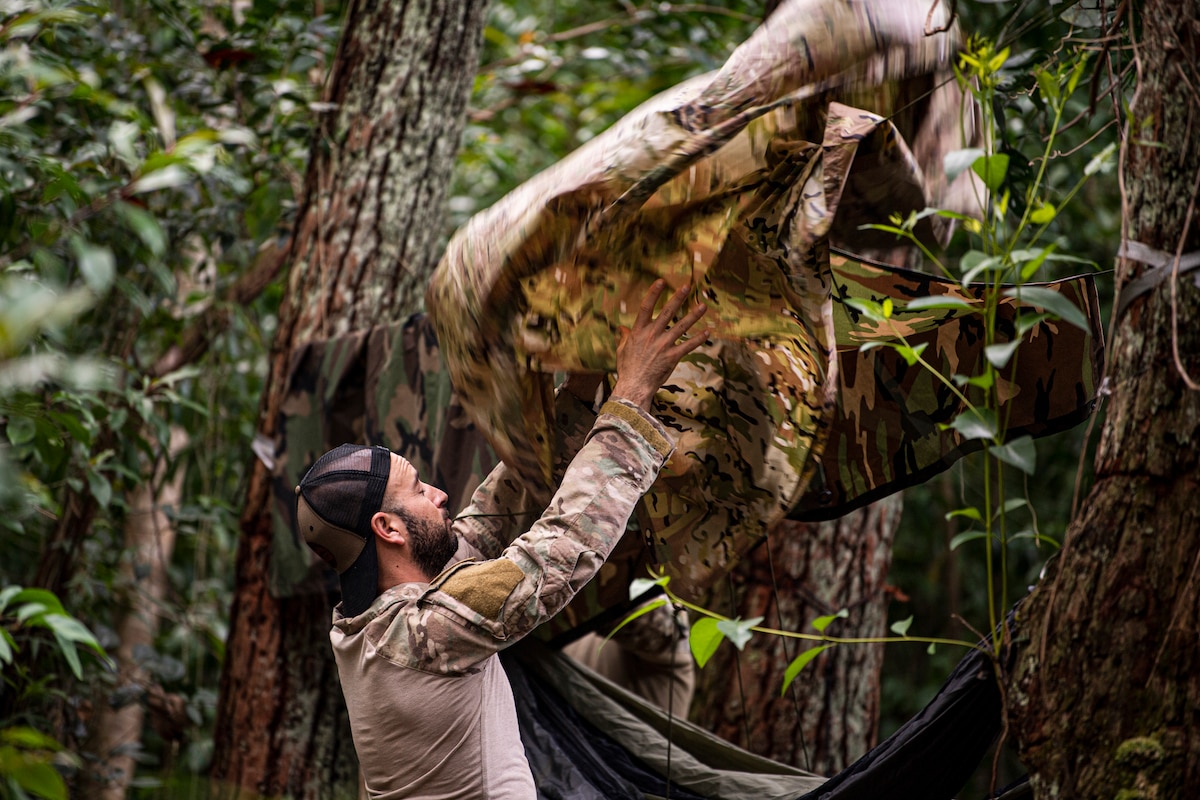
<box><xmin>408</xmin><ymin>399</ymin><xmax>673</xmax><ymax>673</ymax></box>
<box><xmin>451</xmin><ymin>387</ymin><xmax>601</xmax><ymax>561</ymax></box>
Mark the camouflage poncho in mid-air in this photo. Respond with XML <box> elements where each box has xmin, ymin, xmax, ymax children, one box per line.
<box><xmin>425</xmin><ymin>0</ymin><xmax>1103</xmax><ymax>618</ymax></box>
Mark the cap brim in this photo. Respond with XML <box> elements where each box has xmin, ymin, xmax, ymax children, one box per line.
<box><xmin>338</xmin><ymin>535</ymin><xmax>380</xmax><ymax>617</ymax></box>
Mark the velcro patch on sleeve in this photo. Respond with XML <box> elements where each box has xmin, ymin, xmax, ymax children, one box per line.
<box><xmin>436</xmin><ymin>559</ymin><xmax>525</xmax><ymax>620</ymax></box>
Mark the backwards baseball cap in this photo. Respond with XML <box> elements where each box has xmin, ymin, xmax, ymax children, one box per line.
<box><xmin>295</xmin><ymin>443</ymin><xmax>392</xmax><ymax>617</ymax></box>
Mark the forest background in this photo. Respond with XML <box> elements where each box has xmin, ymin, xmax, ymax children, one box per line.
<box><xmin>0</xmin><ymin>0</ymin><xmax>1149</xmax><ymax>798</ymax></box>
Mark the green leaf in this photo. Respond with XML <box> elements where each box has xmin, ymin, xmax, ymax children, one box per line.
<box><xmin>53</xmin><ymin>633</ymin><xmax>84</xmax><ymax>680</ymax></box>
<box><xmin>1085</xmin><ymin>142</ymin><xmax>1117</xmax><ymax>176</ymax></box>
<box><xmin>988</xmin><ymin>435</ymin><xmax>1037</xmax><ymax>475</ymax></box>
<box><xmin>945</xmin><ymin>507</ymin><xmax>983</xmax><ymax>523</ymax></box>
<box><xmin>844</xmin><ymin>297</ymin><xmax>885</xmax><ymax>321</ymax></box>
<box><xmin>0</xmin><ymin>585</ymin><xmax>21</xmax><ymax>613</ymax></box>
<box><xmin>4</xmin><ymin>751</ymin><xmax>68</xmax><ymax>800</ymax></box>
<box><xmin>960</xmin><ymin>251</ymin><xmax>1004</xmax><ymax>285</ymax></box>
<box><xmin>0</xmin><ymin>630</ymin><xmax>13</xmax><ymax>664</ymax></box>
<box><xmin>1001</xmin><ymin>498</ymin><xmax>1029</xmax><ymax>514</ymax></box>
<box><xmin>129</xmin><ymin>164</ymin><xmax>191</xmax><ymax>194</ymax></box>
<box><xmin>1015</xmin><ymin>245</ymin><xmax>1055</xmax><ymax>282</ymax></box>
<box><xmin>894</xmin><ymin>342</ymin><xmax>927</xmax><ymax>367</ymax></box>
<box><xmin>86</xmin><ymin>469</ymin><xmax>112</xmax><ymax>508</ymax></box>
<box><xmin>1</xmin><ymin>727</ymin><xmax>62</xmax><ymax>751</ymax></box>
<box><xmin>1016</xmin><ymin>312</ymin><xmax>1053</xmax><ymax>337</ymax></box>
<box><xmin>716</xmin><ymin>616</ymin><xmax>762</xmax><ymax>651</ymax></box>
<box><xmin>811</xmin><ymin>609</ymin><xmax>848</xmax><ymax>633</ymax></box>
<box><xmin>114</xmin><ymin>202</ymin><xmax>167</xmax><ymax>256</ymax></box>
<box><xmin>948</xmin><ymin>408</ymin><xmax>998</xmax><ymax>441</ymax></box>
<box><xmin>1029</xmin><ymin>202</ymin><xmax>1057</xmax><ymax>225</ymax></box>
<box><xmin>904</xmin><ymin>296</ymin><xmax>977</xmax><ymax>313</ymax></box>
<box><xmin>927</xmin><ymin>642</ymin><xmax>937</xmax><ymax>655</ymax></box>
<box><xmin>602</xmin><ymin>599</ymin><xmax>668</xmax><ymax>646</ymax></box>
<box><xmin>950</xmin><ymin>530</ymin><xmax>989</xmax><ymax>550</ymax></box>
<box><xmin>6</xmin><ymin>414</ymin><xmax>36</xmax><ymax>445</ymax></box>
<box><xmin>944</xmin><ymin>148</ymin><xmax>985</xmax><ymax>182</ymax></box>
<box><xmin>12</xmin><ymin>589</ymin><xmax>66</xmax><ymax>616</ymax></box>
<box><xmin>1033</xmin><ymin>66</ymin><xmax>1060</xmax><ymax>108</ymax></box>
<box><xmin>972</xmin><ymin>153</ymin><xmax>1010</xmax><ymax>193</ymax></box>
<box><xmin>689</xmin><ymin>617</ymin><xmax>724</xmax><ymax>668</ymax></box>
<box><xmin>42</xmin><ymin>614</ymin><xmax>100</xmax><ymax>648</ymax></box>
<box><xmin>890</xmin><ymin>616</ymin><xmax>913</xmax><ymax>637</ymax></box>
<box><xmin>985</xmin><ymin>340</ymin><xmax>1021</xmax><ymax>369</ymax></box>
<box><xmin>781</xmin><ymin>645</ymin><xmax>833</xmax><ymax>695</ymax></box>
<box><xmin>1003</xmin><ymin>286</ymin><xmax>1090</xmax><ymax>332</ymax></box>
<box><xmin>69</xmin><ymin>236</ymin><xmax>115</xmax><ymax>293</ymax></box>
<box><xmin>629</xmin><ymin>575</ymin><xmax>668</xmax><ymax>600</ymax></box>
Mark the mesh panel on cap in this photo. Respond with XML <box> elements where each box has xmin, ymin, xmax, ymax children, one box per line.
<box><xmin>299</xmin><ymin>444</ymin><xmax>391</xmax><ymax>539</ymax></box>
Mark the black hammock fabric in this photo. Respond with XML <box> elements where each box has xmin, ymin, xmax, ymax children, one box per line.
<box><xmin>506</xmin><ymin>637</ymin><xmax>1005</xmax><ymax>800</ymax></box>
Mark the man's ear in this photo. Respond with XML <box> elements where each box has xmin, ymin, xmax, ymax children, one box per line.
<box><xmin>372</xmin><ymin>510</ymin><xmax>405</xmax><ymax>545</ymax></box>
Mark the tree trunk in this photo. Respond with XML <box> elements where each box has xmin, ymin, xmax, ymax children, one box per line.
<box><xmin>690</xmin><ymin>494</ymin><xmax>901</xmax><ymax>775</ymax></box>
<box><xmin>1007</xmin><ymin>2</ymin><xmax>1200</xmax><ymax>796</ymax></box>
<box><xmin>82</xmin><ymin>428</ymin><xmax>188</xmax><ymax>799</ymax></box>
<box><xmin>210</xmin><ymin>1</ymin><xmax>489</xmax><ymax>797</ymax></box>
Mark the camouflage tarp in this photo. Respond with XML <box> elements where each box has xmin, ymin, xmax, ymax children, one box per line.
<box><xmin>269</xmin><ymin>0</ymin><xmax>1103</xmax><ymax>637</ymax></box>
<box><xmin>425</xmin><ymin>0</ymin><xmax>1103</xmax><ymax>614</ymax></box>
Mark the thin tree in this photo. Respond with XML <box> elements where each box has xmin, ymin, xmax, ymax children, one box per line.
<box><xmin>210</xmin><ymin>1</ymin><xmax>490</xmax><ymax>797</ymax></box>
<box><xmin>1008</xmin><ymin>1</ymin><xmax>1200</xmax><ymax>795</ymax></box>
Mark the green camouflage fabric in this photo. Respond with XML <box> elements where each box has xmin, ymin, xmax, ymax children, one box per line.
<box><xmin>794</xmin><ymin>253</ymin><xmax>1104</xmax><ymax>519</ymax></box>
<box><xmin>327</xmin><ymin>400</ymin><xmax>671</xmax><ymax>798</ymax></box>
<box><xmin>269</xmin><ymin>315</ymin><xmax>497</xmax><ymax>597</ymax></box>
<box><xmin>427</xmin><ymin>0</ymin><xmax>984</xmax><ymax>602</ymax></box>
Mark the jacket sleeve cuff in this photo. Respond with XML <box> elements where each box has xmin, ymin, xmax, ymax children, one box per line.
<box><xmin>598</xmin><ymin>398</ymin><xmax>674</xmax><ymax>460</ymax></box>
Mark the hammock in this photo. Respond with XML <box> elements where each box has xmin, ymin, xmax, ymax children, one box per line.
<box><xmin>505</xmin><ymin>635</ymin><xmax>1005</xmax><ymax>800</ymax></box>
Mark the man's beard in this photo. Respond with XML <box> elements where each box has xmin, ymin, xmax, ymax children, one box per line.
<box><xmin>403</xmin><ymin>512</ymin><xmax>458</xmax><ymax>579</ymax></box>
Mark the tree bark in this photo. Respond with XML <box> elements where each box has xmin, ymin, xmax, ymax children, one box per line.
<box><xmin>1007</xmin><ymin>2</ymin><xmax>1200</xmax><ymax>796</ymax></box>
<box><xmin>210</xmin><ymin>1</ymin><xmax>490</xmax><ymax>797</ymax></box>
<box><xmin>82</xmin><ymin>428</ymin><xmax>188</xmax><ymax>799</ymax></box>
<box><xmin>690</xmin><ymin>494</ymin><xmax>901</xmax><ymax>775</ymax></box>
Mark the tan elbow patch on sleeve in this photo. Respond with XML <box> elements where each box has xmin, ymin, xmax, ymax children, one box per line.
<box><xmin>436</xmin><ymin>559</ymin><xmax>525</xmax><ymax>620</ymax></box>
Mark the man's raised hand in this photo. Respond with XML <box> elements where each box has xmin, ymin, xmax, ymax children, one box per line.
<box><xmin>611</xmin><ymin>280</ymin><xmax>709</xmax><ymax>410</ymax></box>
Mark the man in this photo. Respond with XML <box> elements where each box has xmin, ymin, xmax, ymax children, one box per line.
<box><xmin>296</xmin><ymin>281</ymin><xmax>706</xmax><ymax>799</ymax></box>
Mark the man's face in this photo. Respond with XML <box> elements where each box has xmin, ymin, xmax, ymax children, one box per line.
<box><xmin>384</xmin><ymin>453</ymin><xmax>457</xmax><ymax>578</ymax></box>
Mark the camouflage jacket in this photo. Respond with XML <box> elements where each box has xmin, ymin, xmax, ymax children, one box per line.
<box><xmin>328</xmin><ymin>396</ymin><xmax>671</xmax><ymax>799</ymax></box>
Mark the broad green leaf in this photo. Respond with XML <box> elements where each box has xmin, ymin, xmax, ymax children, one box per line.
<box><xmin>129</xmin><ymin>164</ymin><xmax>190</xmax><ymax>194</ymax></box>
<box><xmin>1029</xmin><ymin>202</ymin><xmax>1057</xmax><ymax>225</ymax></box>
<box><xmin>1003</xmin><ymin>496</ymin><xmax>1032</xmax><ymax>515</ymax></box>
<box><xmin>950</xmin><ymin>530</ymin><xmax>989</xmax><ymax>550</ymax></box>
<box><xmin>944</xmin><ymin>148</ymin><xmax>985</xmax><ymax>182</ymax></box>
<box><xmin>948</xmin><ymin>408</ymin><xmax>998</xmax><ymax>441</ymax></box>
<box><xmin>114</xmin><ymin>202</ymin><xmax>166</xmax><ymax>256</ymax></box>
<box><xmin>1016</xmin><ymin>245</ymin><xmax>1054</xmax><ymax>282</ymax></box>
<box><xmin>972</xmin><ymin>153</ymin><xmax>1010</xmax><ymax>193</ymax></box>
<box><xmin>0</xmin><ymin>630</ymin><xmax>13</xmax><ymax>664</ymax></box>
<box><xmin>1</xmin><ymin>727</ymin><xmax>62</xmax><ymax>751</ymax></box>
<box><xmin>961</xmin><ymin>251</ymin><xmax>1004</xmax><ymax>285</ymax></box>
<box><xmin>0</xmin><ymin>585</ymin><xmax>21</xmax><ymax>613</ymax></box>
<box><xmin>811</xmin><ymin>609</ymin><xmax>848</xmax><ymax>633</ymax></box>
<box><xmin>13</xmin><ymin>589</ymin><xmax>66</xmax><ymax>616</ymax></box>
<box><xmin>1033</xmin><ymin>66</ymin><xmax>1060</xmax><ymax>108</ymax></box>
<box><xmin>69</xmin><ymin>237</ymin><xmax>115</xmax><ymax>293</ymax></box>
<box><xmin>904</xmin><ymin>296</ymin><xmax>977</xmax><ymax>313</ymax></box>
<box><xmin>927</xmin><ymin>643</ymin><xmax>937</xmax><ymax>655</ymax></box>
<box><xmin>43</xmin><ymin>614</ymin><xmax>100</xmax><ymax>648</ymax></box>
<box><xmin>86</xmin><ymin>470</ymin><xmax>112</xmax><ymax>508</ymax></box>
<box><xmin>844</xmin><ymin>297</ymin><xmax>885</xmax><ymax>321</ymax></box>
<box><xmin>689</xmin><ymin>617</ymin><xmax>724</xmax><ymax>668</ymax></box>
<box><xmin>5</xmin><ymin>752</ymin><xmax>68</xmax><ymax>800</ymax></box>
<box><xmin>629</xmin><ymin>576</ymin><xmax>668</xmax><ymax>600</ymax></box>
<box><xmin>989</xmin><ymin>435</ymin><xmax>1037</xmax><ymax>475</ymax></box>
<box><xmin>945</xmin><ymin>507</ymin><xmax>983</xmax><ymax>522</ymax></box>
<box><xmin>16</xmin><ymin>603</ymin><xmax>50</xmax><ymax>624</ymax></box>
<box><xmin>1003</xmin><ymin>286</ymin><xmax>1090</xmax><ymax>332</ymax></box>
<box><xmin>53</xmin><ymin>634</ymin><xmax>84</xmax><ymax>680</ymax></box>
<box><xmin>1016</xmin><ymin>312</ymin><xmax>1053</xmax><ymax>336</ymax></box>
<box><xmin>6</xmin><ymin>414</ymin><xmax>36</xmax><ymax>445</ymax></box>
<box><xmin>894</xmin><ymin>342</ymin><xmax>927</xmax><ymax>367</ymax></box>
<box><xmin>781</xmin><ymin>645</ymin><xmax>833</xmax><ymax>695</ymax></box>
<box><xmin>985</xmin><ymin>340</ymin><xmax>1021</xmax><ymax>369</ymax></box>
<box><xmin>890</xmin><ymin>616</ymin><xmax>913</xmax><ymax>637</ymax></box>
<box><xmin>602</xmin><ymin>599</ymin><xmax>667</xmax><ymax>645</ymax></box>
<box><xmin>716</xmin><ymin>616</ymin><xmax>762</xmax><ymax>651</ymax></box>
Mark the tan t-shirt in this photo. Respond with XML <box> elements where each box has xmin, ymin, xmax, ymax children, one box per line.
<box><xmin>331</xmin><ymin>399</ymin><xmax>672</xmax><ymax>798</ymax></box>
